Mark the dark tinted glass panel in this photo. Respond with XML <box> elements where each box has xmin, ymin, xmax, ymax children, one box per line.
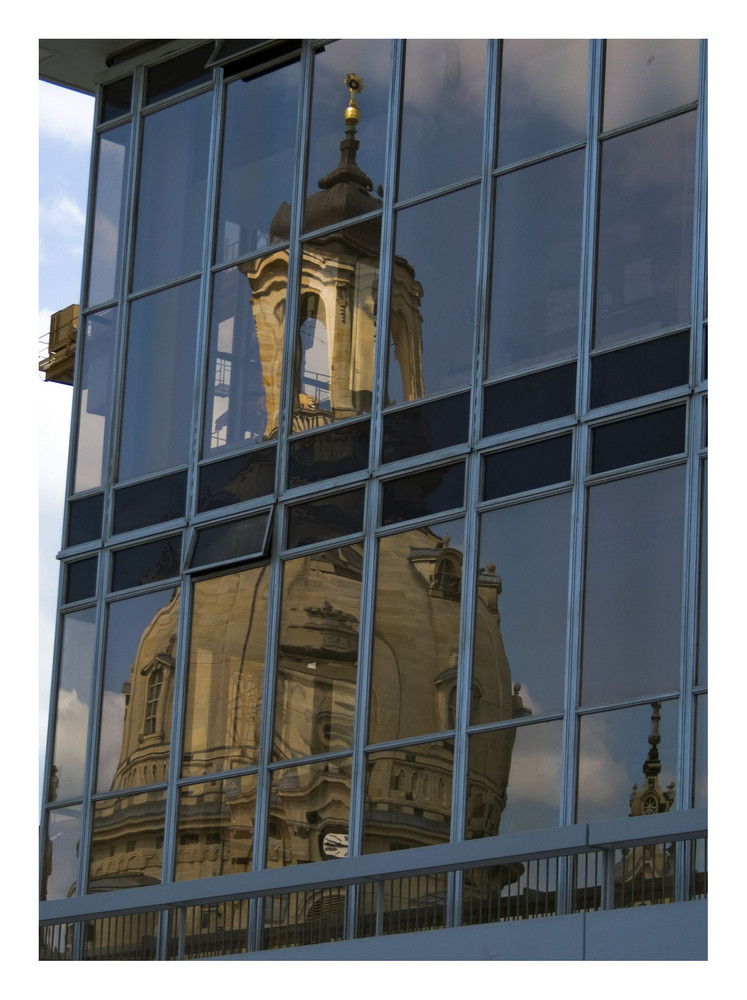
<box><xmin>286</xmin><ymin>488</ymin><xmax>365</xmax><ymax>549</ymax></box>
<box><xmin>382</xmin><ymin>462</ymin><xmax>465</xmax><ymax>526</ymax></box>
<box><xmin>89</xmin><ymin>789</ymin><xmax>168</xmax><ymax>890</ymax></box>
<box><xmin>488</xmin><ymin>151</ymin><xmax>584</xmax><ymax>378</ymax></box>
<box><xmin>697</xmin><ymin>460</ymin><xmax>707</xmax><ymax>685</ymax></box>
<box><xmin>100</xmin><ymin>76</ymin><xmax>133</xmax><ymax>123</ymax></box>
<box><xmin>497</xmin><ymin>39</ymin><xmax>588</xmax><ymax>166</ymax></box>
<box><xmin>198</xmin><ymin>446</ymin><xmax>276</xmax><ymax>512</ymax></box>
<box><xmin>132</xmin><ymin>93</ymin><xmax>211</xmax><ymax>291</ymax></box>
<box><xmin>65</xmin><ymin>556</ymin><xmax>98</xmax><ymax>604</ymax></box>
<box><xmin>581</xmin><ymin>466</ymin><xmax>685</xmax><ymax>706</ymax></box>
<box><xmin>466</xmin><ymin>721</ymin><xmax>563</xmax><ymax>838</ymax></box>
<box><xmin>145</xmin><ymin>43</ymin><xmax>213</xmax><ymax>104</ymax></box>
<box><xmin>369</xmin><ymin>519</ymin><xmax>463</xmax><ymax>744</ymax></box>
<box><xmin>387</xmin><ymin>186</ymin><xmax>480</xmax><ymax>405</ymax></box>
<box><xmin>693</xmin><ymin>694</ymin><xmax>707</xmax><ymax>809</ymax></box>
<box><xmin>603</xmin><ymin>40</ymin><xmax>699</xmax><ymax>131</ymax></box>
<box><xmin>96</xmin><ymin>588</ymin><xmax>180</xmax><ymax>793</ymax></box>
<box><xmin>382</xmin><ymin>392</ymin><xmax>470</xmax><ymax>465</ymax></box>
<box><xmin>67</xmin><ymin>492</ymin><xmax>104</xmax><ymax>546</ymax></box>
<box><xmin>483</xmin><ymin>363</ymin><xmax>576</xmax><ymax>437</ymax></box>
<box><xmin>288</xmin><ymin>420</ymin><xmax>369</xmax><ymax>488</ymax></box>
<box><xmin>113</xmin><ymin>471</ymin><xmax>187</xmax><ymax>535</ymax></box>
<box><xmin>189</xmin><ymin>512</ymin><xmax>270</xmax><ymax>569</ymax></box>
<box><xmin>87</xmin><ymin>124</ymin><xmax>131</xmax><ymax>307</ymax></box>
<box><xmin>591</xmin><ymin>406</ymin><xmax>686</xmax><ymax>474</ymax></box>
<box><xmin>483</xmin><ymin>435</ymin><xmax>572</xmax><ymax>500</ymax></box>
<box><xmin>111</xmin><ymin>535</ymin><xmax>181</xmax><ymax>592</ymax></box>
<box><xmin>591</xmin><ymin>331</ymin><xmax>690</xmax><ymax>409</ymax></box>
<box><xmin>176</xmin><ymin>775</ymin><xmax>258</xmax><ymax>879</ymax></box>
<box><xmin>397</xmin><ymin>39</ymin><xmax>486</xmax><ymax>200</ymax></box>
<box><xmin>216</xmin><ymin>59</ymin><xmax>300</xmax><ymax>262</ymax></box>
<box><xmin>576</xmin><ymin>701</ymin><xmax>678</xmax><ymax>823</ymax></box>
<box><xmin>41</xmin><ymin>805</ymin><xmax>82</xmax><ymax>903</ymax></box>
<box><xmin>119</xmin><ymin>280</ymin><xmax>201</xmax><ymax>482</ymax></box>
<box><xmin>74</xmin><ymin>308</ymin><xmax>117</xmax><ymax>493</ymax></box>
<box><xmin>305</xmin><ymin>40</ymin><xmax>390</xmax><ymax>232</ymax></box>
<box><xmin>594</xmin><ymin>112</ymin><xmax>696</xmax><ymax>349</ymax></box>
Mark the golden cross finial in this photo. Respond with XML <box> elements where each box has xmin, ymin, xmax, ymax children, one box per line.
<box><xmin>344</xmin><ymin>73</ymin><xmax>364</xmax><ymax>130</ymax></box>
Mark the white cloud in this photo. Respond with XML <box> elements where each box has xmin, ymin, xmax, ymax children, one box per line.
<box><xmin>39</xmin><ymin>81</ymin><xmax>94</xmax><ymax>149</ymax></box>
<box><xmin>40</xmin><ymin>193</ymin><xmax>86</xmax><ymax>234</ymax></box>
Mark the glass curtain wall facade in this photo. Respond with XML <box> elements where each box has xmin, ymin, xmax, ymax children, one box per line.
<box><xmin>40</xmin><ymin>39</ymin><xmax>707</xmax><ymax>958</ymax></box>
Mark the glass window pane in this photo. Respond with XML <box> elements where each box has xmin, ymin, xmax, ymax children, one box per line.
<box><xmin>305</xmin><ymin>40</ymin><xmax>390</xmax><ymax>233</ymax></box>
<box><xmin>119</xmin><ymin>280</ymin><xmax>201</xmax><ymax>482</ymax></box>
<box><xmin>113</xmin><ymin>471</ymin><xmax>187</xmax><ymax>535</ymax></box>
<box><xmin>483</xmin><ymin>363</ymin><xmax>576</xmax><ymax>437</ymax></box>
<box><xmin>67</xmin><ymin>492</ymin><xmax>104</xmax><ymax>547</ymax></box>
<box><xmin>362</xmin><ymin>740</ymin><xmax>454</xmax><ymax>853</ymax></box>
<box><xmin>577</xmin><ymin>700</ymin><xmax>678</xmax><ymax>823</ymax></box>
<box><xmin>273</xmin><ymin>544</ymin><xmax>363</xmax><ymax>760</ymax></box>
<box><xmin>287</xmin><ymin>420</ymin><xmax>370</xmax><ymax>488</ymax></box>
<box><xmin>132</xmin><ymin>93</ymin><xmax>212</xmax><ymax>291</ymax></box>
<box><xmin>86</xmin><ymin>124</ymin><xmax>131</xmax><ymax>307</ymax></box>
<box><xmin>590</xmin><ymin>331</ymin><xmax>690</xmax><ymax>409</ymax></box>
<box><xmin>100</xmin><ymin>76</ymin><xmax>132</xmax><ymax>123</ymax></box>
<box><xmin>397</xmin><ymin>39</ymin><xmax>486</xmax><ymax>200</ymax></box>
<box><xmin>189</xmin><ymin>512</ymin><xmax>270</xmax><ymax>570</ymax></box>
<box><xmin>591</xmin><ymin>405</ymin><xmax>686</xmax><ymax>474</ymax></box>
<box><xmin>198</xmin><ymin>446</ymin><xmax>276</xmax><ymax>512</ymax></box>
<box><xmin>41</xmin><ymin>805</ymin><xmax>82</xmax><ymax>902</ymax></box>
<box><xmin>382</xmin><ymin>463</ymin><xmax>464</xmax><ymax>526</ymax></box>
<box><xmin>594</xmin><ymin>112</ymin><xmax>696</xmax><ymax>349</ymax></box>
<box><xmin>89</xmin><ymin>789</ymin><xmax>168</xmax><ymax>890</ymax></box>
<box><xmin>65</xmin><ymin>556</ymin><xmax>98</xmax><ymax>604</ymax></box>
<box><xmin>482</xmin><ymin>435</ymin><xmax>572</xmax><ymax>501</ymax></box>
<box><xmin>603</xmin><ymin>40</ymin><xmax>700</xmax><ymax>131</ymax></box>
<box><xmin>48</xmin><ymin>608</ymin><xmax>97</xmax><ymax>802</ymax></box>
<box><xmin>205</xmin><ymin>262</ymin><xmax>286</xmax><ymax>455</ymax></box>
<box><xmin>498</xmin><ymin>40</ymin><xmax>588</xmax><ymax>166</ymax></box>
<box><xmin>111</xmin><ymin>536</ymin><xmax>181</xmax><ymax>593</ymax></box>
<box><xmin>73</xmin><ymin>308</ymin><xmax>117</xmax><ymax>494</ymax></box>
<box><xmin>697</xmin><ymin>461</ymin><xmax>707</xmax><ymax>685</ymax></box>
<box><xmin>382</xmin><ymin>392</ymin><xmax>470</xmax><ymax>465</ymax></box>
<box><xmin>96</xmin><ymin>589</ymin><xmax>180</xmax><ymax>793</ymax></box>
<box><xmin>369</xmin><ymin>519</ymin><xmax>464</xmax><ymax>744</ymax></box>
<box><xmin>488</xmin><ymin>150</ymin><xmax>584</xmax><ymax>378</ymax></box>
<box><xmin>267</xmin><ymin>758</ymin><xmax>353</xmax><ymax>867</ymax></box>
<box><xmin>175</xmin><ymin>774</ymin><xmax>258</xmax><ymax>879</ymax></box>
<box><xmin>293</xmin><ymin>219</ymin><xmax>381</xmax><ymax>426</ymax></box>
<box><xmin>182</xmin><ymin>568</ymin><xmax>269</xmax><ymax>777</ymax></box>
<box><xmin>467</xmin><ymin>721</ymin><xmax>563</xmax><ymax>838</ymax></box>
<box><xmin>474</xmin><ymin>494</ymin><xmax>571</xmax><ymax>720</ymax></box>
<box><xmin>581</xmin><ymin>467</ymin><xmax>685</xmax><ymax>706</ymax></box>
<box><xmin>145</xmin><ymin>43</ymin><xmax>213</xmax><ymax>104</ymax></box>
<box><xmin>286</xmin><ymin>488</ymin><xmax>365</xmax><ymax>550</ymax></box>
<box><xmin>216</xmin><ymin>60</ymin><xmax>300</xmax><ymax>262</ymax></box>
<box><xmin>693</xmin><ymin>693</ymin><xmax>707</xmax><ymax>809</ymax></box>
<box><xmin>387</xmin><ymin>186</ymin><xmax>480</xmax><ymax>404</ymax></box>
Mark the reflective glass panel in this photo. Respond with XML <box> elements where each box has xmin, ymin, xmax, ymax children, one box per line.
<box><xmin>119</xmin><ymin>280</ymin><xmax>201</xmax><ymax>482</ymax></box>
<box><xmin>86</xmin><ymin>124</ymin><xmax>131</xmax><ymax>307</ymax></box>
<box><xmin>362</xmin><ymin>740</ymin><xmax>454</xmax><ymax>854</ymax></box>
<box><xmin>397</xmin><ymin>39</ymin><xmax>486</xmax><ymax>200</ymax></box>
<box><xmin>697</xmin><ymin>460</ymin><xmax>707</xmax><ymax>685</ymax></box>
<box><xmin>466</xmin><ymin>720</ymin><xmax>563</xmax><ymax>838</ymax></box>
<box><xmin>113</xmin><ymin>471</ymin><xmax>187</xmax><ymax>535</ymax></box>
<box><xmin>590</xmin><ymin>330</ymin><xmax>690</xmax><ymax>409</ymax></box>
<box><xmin>65</xmin><ymin>556</ymin><xmax>98</xmax><ymax>604</ymax></box>
<box><xmin>693</xmin><ymin>694</ymin><xmax>707</xmax><ymax>809</ymax></box>
<box><xmin>488</xmin><ymin>150</ymin><xmax>584</xmax><ymax>378</ymax></box>
<box><xmin>474</xmin><ymin>493</ymin><xmax>571</xmax><ymax>720</ymax></box>
<box><xmin>287</xmin><ymin>420</ymin><xmax>370</xmax><ymax>488</ymax></box>
<box><xmin>603</xmin><ymin>40</ymin><xmax>700</xmax><ymax>132</ymax></box>
<box><xmin>100</xmin><ymin>76</ymin><xmax>132</xmax><ymax>123</ymax></box>
<box><xmin>48</xmin><ymin>608</ymin><xmax>97</xmax><ymax>802</ymax></box>
<box><xmin>41</xmin><ymin>805</ymin><xmax>82</xmax><ymax>902</ymax></box>
<box><xmin>482</xmin><ymin>436</ymin><xmax>572</xmax><ymax>500</ymax></box>
<box><xmin>387</xmin><ymin>186</ymin><xmax>480</xmax><ymax>404</ymax></box>
<box><xmin>497</xmin><ymin>39</ymin><xmax>588</xmax><ymax>166</ymax></box>
<box><xmin>132</xmin><ymin>92</ymin><xmax>211</xmax><ymax>291</ymax></box>
<box><xmin>216</xmin><ymin>59</ymin><xmax>300</xmax><ymax>261</ymax></box>
<box><xmin>205</xmin><ymin>263</ymin><xmax>286</xmax><ymax>455</ymax></box>
<box><xmin>581</xmin><ymin>467</ymin><xmax>685</xmax><ymax>706</ymax></box>
<box><xmin>189</xmin><ymin>512</ymin><xmax>270</xmax><ymax>570</ymax></box>
<box><xmin>182</xmin><ymin>568</ymin><xmax>269</xmax><ymax>777</ymax></box>
<box><xmin>67</xmin><ymin>492</ymin><xmax>104</xmax><ymax>547</ymax></box>
<box><xmin>591</xmin><ymin>405</ymin><xmax>686</xmax><ymax>474</ymax></box>
<box><xmin>198</xmin><ymin>446</ymin><xmax>276</xmax><ymax>512</ymax></box>
<box><xmin>594</xmin><ymin>112</ymin><xmax>696</xmax><ymax>349</ymax></box>
<box><xmin>145</xmin><ymin>44</ymin><xmax>213</xmax><ymax>104</ymax></box>
<box><xmin>175</xmin><ymin>775</ymin><xmax>258</xmax><ymax>879</ymax></box>
<box><xmin>369</xmin><ymin>519</ymin><xmax>464</xmax><ymax>744</ymax></box>
<box><xmin>576</xmin><ymin>700</ymin><xmax>678</xmax><ymax>823</ymax></box>
<box><xmin>483</xmin><ymin>363</ymin><xmax>576</xmax><ymax>437</ymax></box>
<box><xmin>381</xmin><ymin>463</ymin><xmax>464</xmax><ymax>526</ymax></box>
<box><xmin>267</xmin><ymin>757</ymin><xmax>353</xmax><ymax>866</ymax></box>
<box><xmin>89</xmin><ymin>789</ymin><xmax>168</xmax><ymax>890</ymax></box>
<box><xmin>286</xmin><ymin>488</ymin><xmax>365</xmax><ymax>550</ymax></box>
<box><xmin>305</xmin><ymin>40</ymin><xmax>390</xmax><ymax>232</ymax></box>
<box><xmin>73</xmin><ymin>308</ymin><xmax>117</xmax><ymax>494</ymax></box>
<box><xmin>382</xmin><ymin>392</ymin><xmax>470</xmax><ymax>465</ymax></box>
<box><xmin>96</xmin><ymin>588</ymin><xmax>180</xmax><ymax>793</ymax></box>
<box><xmin>273</xmin><ymin>544</ymin><xmax>363</xmax><ymax>760</ymax></box>
<box><xmin>111</xmin><ymin>535</ymin><xmax>181</xmax><ymax>592</ymax></box>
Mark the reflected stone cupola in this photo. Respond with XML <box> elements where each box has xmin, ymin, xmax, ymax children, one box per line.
<box><xmin>629</xmin><ymin>701</ymin><xmax>676</xmax><ymax>817</ymax></box>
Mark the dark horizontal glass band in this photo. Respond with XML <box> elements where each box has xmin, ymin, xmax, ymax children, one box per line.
<box><xmin>145</xmin><ymin>43</ymin><xmax>213</xmax><ymax>104</ymax></box>
<box><xmin>590</xmin><ymin>330</ymin><xmax>690</xmax><ymax>409</ymax></box>
<box><xmin>483</xmin><ymin>362</ymin><xmax>576</xmax><ymax>437</ymax></box>
<box><xmin>382</xmin><ymin>392</ymin><xmax>470</xmax><ymax>465</ymax></box>
<box><xmin>591</xmin><ymin>405</ymin><xmax>687</xmax><ymax>474</ymax></box>
<box><xmin>100</xmin><ymin>76</ymin><xmax>133</xmax><ymax>123</ymax></box>
<box><xmin>65</xmin><ymin>556</ymin><xmax>98</xmax><ymax>604</ymax></box>
<box><xmin>190</xmin><ymin>511</ymin><xmax>271</xmax><ymax>570</ymax></box>
<box><xmin>287</xmin><ymin>487</ymin><xmax>365</xmax><ymax>549</ymax></box>
<box><xmin>198</xmin><ymin>445</ymin><xmax>276</xmax><ymax>513</ymax></box>
<box><xmin>382</xmin><ymin>461</ymin><xmax>465</xmax><ymax>526</ymax></box>
<box><xmin>113</xmin><ymin>471</ymin><xmax>187</xmax><ymax>535</ymax></box>
<box><xmin>288</xmin><ymin>420</ymin><xmax>369</xmax><ymax>489</ymax></box>
<box><xmin>67</xmin><ymin>493</ymin><xmax>104</xmax><ymax>547</ymax></box>
<box><xmin>482</xmin><ymin>434</ymin><xmax>573</xmax><ymax>501</ymax></box>
<box><xmin>111</xmin><ymin>535</ymin><xmax>182</xmax><ymax>592</ymax></box>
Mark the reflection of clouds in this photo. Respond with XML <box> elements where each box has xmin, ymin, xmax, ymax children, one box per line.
<box><xmin>97</xmin><ymin>690</ymin><xmax>126</xmax><ymax>789</ymax></box>
<box><xmin>403</xmin><ymin>40</ymin><xmax>486</xmax><ymax>109</ymax></box>
<box><xmin>507</xmin><ymin>735</ymin><xmax>560</xmax><ymax>806</ymax></box>
<box><xmin>604</xmin><ymin>40</ymin><xmax>699</xmax><ymax>131</ymax></box>
<box><xmin>501</xmin><ymin>40</ymin><xmax>587</xmax><ymax>133</ymax></box>
<box><xmin>53</xmin><ymin>688</ymin><xmax>88</xmax><ymax>797</ymax></box>
<box><xmin>577</xmin><ymin>718</ymin><xmax>628</xmax><ymax>809</ymax></box>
